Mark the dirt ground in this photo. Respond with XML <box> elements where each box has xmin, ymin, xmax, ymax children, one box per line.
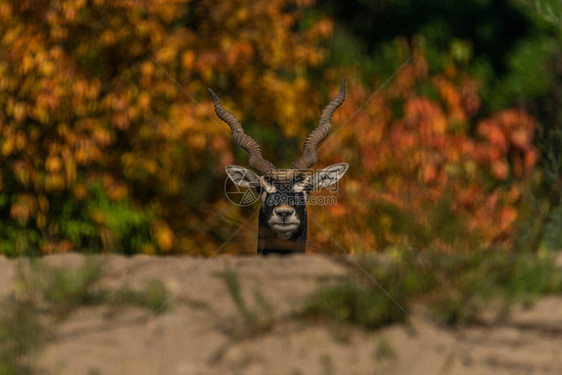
<box><xmin>1</xmin><ymin>253</ymin><xmax>561</xmax><ymax>375</ymax></box>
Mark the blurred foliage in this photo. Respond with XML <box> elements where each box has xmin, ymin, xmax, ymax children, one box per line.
<box><xmin>0</xmin><ymin>257</ymin><xmax>169</xmax><ymax>374</ymax></box>
<box><xmin>0</xmin><ymin>0</ymin><xmax>334</xmax><ymax>254</ymax></box>
<box><xmin>0</xmin><ymin>0</ymin><xmax>560</xmax><ymax>254</ymax></box>
<box><xmin>301</xmin><ymin>248</ymin><xmax>562</xmax><ymax>329</ymax></box>
<box><xmin>0</xmin><ymin>298</ymin><xmax>42</xmax><ymax>375</ymax></box>
<box><xmin>216</xmin><ymin>270</ymin><xmax>276</xmax><ymax>338</ymax></box>
<box><xmin>316</xmin><ymin>0</ymin><xmax>562</xmax><ymax>253</ymax></box>
<box><xmin>316</xmin><ymin>44</ymin><xmax>538</xmax><ymax>253</ymax></box>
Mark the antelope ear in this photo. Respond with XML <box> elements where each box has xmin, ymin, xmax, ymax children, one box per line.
<box><xmin>225</xmin><ymin>165</ymin><xmax>261</xmax><ymax>189</ymax></box>
<box><xmin>309</xmin><ymin>163</ymin><xmax>348</xmax><ymax>191</ymax></box>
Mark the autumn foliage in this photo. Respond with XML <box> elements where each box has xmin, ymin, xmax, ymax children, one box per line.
<box><xmin>0</xmin><ymin>0</ymin><xmax>538</xmax><ymax>255</ymax></box>
<box><xmin>315</xmin><ymin>47</ymin><xmax>537</xmax><ymax>253</ymax></box>
<box><xmin>0</xmin><ymin>0</ymin><xmax>335</xmax><ymax>254</ymax></box>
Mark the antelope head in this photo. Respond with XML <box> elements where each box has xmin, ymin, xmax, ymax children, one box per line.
<box><xmin>209</xmin><ymin>80</ymin><xmax>348</xmax><ymax>255</ymax></box>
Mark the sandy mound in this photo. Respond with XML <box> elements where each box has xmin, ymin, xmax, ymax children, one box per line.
<box><xmin>1</xmin><ymin>253</ymin><xmax>561</xmax><ymax>375</ymax></box>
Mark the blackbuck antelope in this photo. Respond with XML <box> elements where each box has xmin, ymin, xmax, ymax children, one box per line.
<box><xmin>209</xmin><ymin>80</ymin><xmax>348</xmax><ymax>255</ymax></box>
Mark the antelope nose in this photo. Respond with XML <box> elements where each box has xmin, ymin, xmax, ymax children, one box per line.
<box><xmin>275</xmin><ymin>206</ymin><xmax>294</xmax><ymax>220</ymax></box>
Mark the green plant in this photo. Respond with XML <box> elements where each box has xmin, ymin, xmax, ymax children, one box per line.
<box><xmin>0</xmin><ymin>257</ymin><xmax>170</xmax><ymax>374</ymax></box>
<box><xmin>319</xmin><ymin>354</ymin><xmax>335</xmax><ymax>375</ymax></box>
<box><xmin>544</xmin><ymin>202</ymin><xmax>562</xmax><ymax>250</ymax></box>
<box><xmin>301</xmin><ymin>277</ymin><xmax>410</xmax><ymax>330</ymax></box>
<box><xmin>32</xmin><ymin>258</ymin><xmax>104</xmax><ymax>319</ymax></box>
<box><xmin>375</xmin><ymin>337</ymin><xmax>398</xmax><ymax>361</ymax></box>
<box><xmin>111</xmin><ymin>279</ymin><xmax>169</xmax><ymax>314</ymax></box>
<box><xmin>216</xmin><ymin>271</ymin><xmax>275</xmax><ymax>336</ymax></box>
<box><xmin>302</xmin><ymin>248</ymin><xmax>562</xmax><ymax>329</ymax></box>
<box><xmin>217</xmin><ymin>271</ymin><xmax>258</xmax><ymax>325</ymax></box>
<box><xmin>425</xmin><ymin>249</ymin><xmax>562</xmax><ymax>324</ymax></box>
<box><xmin>0</xmin><ymin>300</ymin><xmax>44</xmax><ymax>375</ymax></box>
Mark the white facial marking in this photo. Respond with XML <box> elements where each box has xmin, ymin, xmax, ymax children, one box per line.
<box><xmin>259</xmin><ymin>176</ymin><xmax>277</xmax><ymax>193</ymax></box>
<box><xmin>292</xmin><ymin>184</ymin><xmax>306</xmax><ymax>193</ymax></box>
